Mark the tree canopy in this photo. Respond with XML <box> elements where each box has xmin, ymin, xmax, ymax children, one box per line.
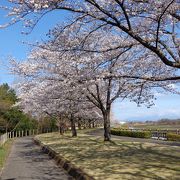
<box><xmin>9</xmin><ymin>23</ymin><xmax>179</xmax><ymax>140</ymax></box>
<box><xmin>0</xmin><ymin>0</ymin><xmax>179</xmax><ymax>140</ymax></box>
<box><xmin>1</xmin><ymin>0</ymin><xmax>180</xmax><ymax>69</ymax></box>
<box><xmin>0</xmin><ymin>83</ymin><xmax>37</xmax><ymax>133</ymax></box>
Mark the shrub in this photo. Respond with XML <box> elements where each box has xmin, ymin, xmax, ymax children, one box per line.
<box><xmin>167</xmin><ymin>133</ymin><xmax>180</xmax><ymax>141</ymax></box>
<box><xmin>111</xmin><ymin>129</ymin><xmax>151</xmax><ymax>138</ymax></box>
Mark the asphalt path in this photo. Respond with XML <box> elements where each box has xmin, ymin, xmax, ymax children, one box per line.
<box><xmin>1</xmin><ymin>137</ymin><xmax>73</xmax><ymax>180</ymax></box>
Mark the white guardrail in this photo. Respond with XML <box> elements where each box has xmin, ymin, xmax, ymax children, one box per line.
<box><xmin>0</xmin><ymin>133</ymin><xmax>8</xmax><ymax>146</ymax></box>
<box><xmin>0</xmin><ymin>130</ymin><xmax>38</xmax><ymax>146</ymax></box>
<box><xmin>0</xmin><ymin>129</ymin><xmax>51</xmax><ymax>146</ymax></box>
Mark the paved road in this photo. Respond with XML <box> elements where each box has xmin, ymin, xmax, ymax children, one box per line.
<box><xmin>1</xmin><ymin>137</ymin><xmax>73</xmax><ymax>180</ymax></box>
<box><xmin>87</xmin><ymin>128</ymin><xmax>180</xmax><ymax>146</ymax></box>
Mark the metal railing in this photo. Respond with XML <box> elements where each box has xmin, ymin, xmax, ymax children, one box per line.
<box><xmin>0</xmin><ymin>129</ymin><xmax>48</xmax><ymax>146</ymax></box>
<box><xmin>0</xmin><ymin>133</ymin><xmax>8</xmax><ymax>146</ymax></box>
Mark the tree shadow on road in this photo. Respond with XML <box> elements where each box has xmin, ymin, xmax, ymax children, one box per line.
<box><xmin>2</xmin><ymin>137</ymin><xmax>73</xmax><ymax>180</ymax></box>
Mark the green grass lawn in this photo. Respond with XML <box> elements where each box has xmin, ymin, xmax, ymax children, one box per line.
<box><xmin>36</xmin><ymin>132</ymin><xmax>180</xmax><ymax>180</ymax></box>
<box><xmin>0</xmin><ymin>140</ymin><xmax>13</xmax><ymax>170</ymax></box>
<box><xmin>131</xmin><ymin>124</ymin><xmax>180</xmax><ymax>130</ymax></box>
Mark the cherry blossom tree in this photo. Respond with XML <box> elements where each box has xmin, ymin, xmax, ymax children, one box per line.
<box><xmin>10</xmin><ymin>23</ymin><xmax>179</xmax><ymax>141</ymax></box>
<box><xmin>1</xmin><ymin>0</ymin><xmax>180</xmax><ymax>70</ymax></box>
<box><xmin>12</xmin><ymin>61</ymin><xmax>103</xmax><ymax>137</ymax></box>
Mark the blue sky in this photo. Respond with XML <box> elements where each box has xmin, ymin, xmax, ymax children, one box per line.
<box><xmin>113</xmin><ymin>94</ymin><xmax>180</xmax><ymax>122</ymax></box>
<box><xmin>0</xmin><ymin>1</ymin><xmax>179</xmax><ymax>122</ymax></box>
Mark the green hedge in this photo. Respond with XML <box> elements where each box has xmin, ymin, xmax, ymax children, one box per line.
<box><xmin>167</xmin><ymin>133</ymin><xmax>180</xmax><ymax>141</ymax></box>
<box><xmin>111</xmin><ymin>129</ymin><xmax>151</xmax><ymax>138</ymax></box>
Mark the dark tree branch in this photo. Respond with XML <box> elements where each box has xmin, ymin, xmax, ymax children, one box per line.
<box><xmin>156</xmin><ymin>0</ymin><xmax>175</xmax><ymax>48</ymax></box>
<box><xmin>114</xmin><ymin>0</ymin><xmax>132</xmax><ymax>30</ymax></box>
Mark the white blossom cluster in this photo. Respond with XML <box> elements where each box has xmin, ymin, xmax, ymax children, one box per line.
<box><xmin>1</xmin><ymin>0</ymin><xmax>179</xmax><ymax>139</ymax></box>
<box><xmin>1</xmin><ymin>0</ymin><xmax>179</xmax><ymax>68</ymax></box>
<box><xmin>9</xmin><ymin>23</ymin><xmax>179</xmax><ymax>132</ymax></box>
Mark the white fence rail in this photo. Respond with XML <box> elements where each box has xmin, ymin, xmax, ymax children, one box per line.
<box><xmin>0</xmin><ymin>133</ymin><xmax>8</xmax><ymax>146</ymax></box>
<box><xmin>0</xmin><ymin>129</ymin><xmax>40</xmax><ymax>146</ymax></box>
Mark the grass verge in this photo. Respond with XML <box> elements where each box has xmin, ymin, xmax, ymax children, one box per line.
<box><xmin>0</xmin><ymin>140</ymin><xmax>13</xmax><ymax>170</ymax></box>
<box><xmin>132</xmin><ymin>124</ymin><xmax>180</xmax><ymax>130</ymax></box>
<box><xmin>36</xmin><ymin>132</ymin><xmax>180</xmax><ymax>180</ymax></box>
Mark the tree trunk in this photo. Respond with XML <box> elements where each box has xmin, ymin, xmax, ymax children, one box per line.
<box><xmin>70</xmin><ymin>115</ymin><xmax>77</xmax><ymax>137</ymax></box>
<box><xmin>103</xmin><ymin>78</ymin><xmax>112</xmax><ymax>141</ymax></box>
<box><xmin>57</xmin><ymin>116</ymin><xmax>65</xmax><ymax>135</ymax></box>
<box><xmin>103</xmin><ymin>108</ymin><xmax>111</xmax><ymax>141</ymax></box>
<box><xmin>59</xmin><ymin>123</ymin><xmax>64</xmax><ymax>135</ymax></box>
<box><xmin>92</xmin><ymin>121</ymin><xmax>95</xmax><ymax>128</ymax></box>
<box><xmin>88</xmin><ymin>120</ymin><xmax>91</xmax><ymax>128</ymax></box>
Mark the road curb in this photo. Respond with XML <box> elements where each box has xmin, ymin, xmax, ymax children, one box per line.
<box><xmin>33</xmin><ymin>138</ymin><xmax>95</xmax><ymax>180</ymax></box>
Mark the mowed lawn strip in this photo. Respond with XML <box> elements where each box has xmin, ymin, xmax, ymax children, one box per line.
<box><xmin>132</xmin><ymin>124</ymin><xmax>180</xmax><ymax>130</ymax></box>
<box><xmin>0</xmin><ymin>140</ymin><xmax>13</xmax><ymax>170</ymax></box>
<box><xmin>36</xmin><ymin>132</ymin><xmax>180</xmax><ymax>180</ymax></box>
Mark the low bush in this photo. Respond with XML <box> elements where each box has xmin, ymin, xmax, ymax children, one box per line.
<box><xmin>167</xmin><ymin>133</ymin><xmax>180</xmax><ymax>141</ymax></box>
<box><xmin>111</xmin><ymin>129</ymin><xmax>151</xmax><ymax>138</ymax></box>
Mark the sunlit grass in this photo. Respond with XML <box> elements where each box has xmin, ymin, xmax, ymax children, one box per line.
<box><xmin>132</xmin><ymin>124</ymin><xmax>180</xmax><ymax>130</ymax></box>
<box><xmin>37</xmin><ymin>132</ymin><xmax>180</xmax><ymax>180</ymax></box>
<box><xmin>0</xmin><ymin>140</ymin><xmax>13</xmax><ymax>170</ymax></box>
